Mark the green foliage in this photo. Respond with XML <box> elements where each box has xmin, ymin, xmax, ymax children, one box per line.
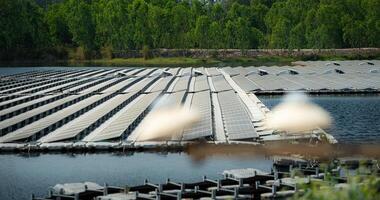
<box><xmin>1</xmin><ymin>0</ymin><xmax>380</xmax><ymax>61</ymax></box>
<box><xmin>293</xmin><ymin>176</ymin><xmax>380</xmax><ymax>200</ymax></box>
<box><xmin>74</xmin><ymin>46</ymin><xmax>87</xmax><ymax>60</ymax></box>
<box><xmin>194</xmin><ymin>16</ymin><xmax>211</xmax><ymax>48</ymax></box>
<box><xmin>93</xmin><ymin>0</ymin><xmax>131</xmax><ymax>51</ymax></box>
<box><xmin>100</xmin><ymin>45</ymin><xmax>113</xmax><ymax>59</ymax></box>
<box><xmin>65</xmin><ymin>0</ymin><xmax>95</xmax><ymax>51</ymax></box>
<box><xmin>0</xmin><ymin>0</ymin><xmax>49</xmax><ymax>50</ymax></box>
<box><xmin>141</xmin><ymin>45</ymin><xmax>150</xmax><ymax>60</ymax></box>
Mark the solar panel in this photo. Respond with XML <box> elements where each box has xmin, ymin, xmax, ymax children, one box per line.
<box><xmin>134</xmin><ymin>68</ymin><xmax>156</xmax><ymax>76</ymax></box>
<box><xmin>191</xmin><ymin>75</ymin><xmax>210</xmax><ymax>92</ymax></box>
<box><xmin>172</xmin><ymin>76</ymin><xmax>190</xmax><ymax>92</ymax></box>
<box><xmin>126</xmin><ymin>91</ymin><xmax>186</xmax><ymax>141</ymax></box>
<box><xmin>39</xmin><ymin>93</ymin><xmax>137</xmax><ymax>143</ymax></box>
<box><xmin>231</xmin><ymin>75</ymin><xmax>261</xmax><ymax>92</ymax></box>
<box><xmin>123</xmin><ymin>77</ymin><xmax>157</xmax><ymax>93</ymax></box>
<box><xmin>217</xmin><ymin>91</ymin><xmax>257</xmax><ymax>140</ymax></box>
<box><xmin>194</xmin><ymin>67</ymin><xmax>206</xmax><ymax>75</ymax></box>
<box><xmin>181</xmin><ymin>67</ymin><xmax>192</xmax><ymax>76</ymax></box>
<box><xmin>82</xmin><ymin>92</ymin><xmax>161</xmax><ymax>142</ymax></box>
<box><xmin>211</xmin><ymin>76</ymin><xmax>233</xmax><ymax>92</ymax></box>
<box><xmin>165</xmin><ymin>68</ymin><xmax>179</xmax><ymax>76</ymax></box>
<box><xmin>182</xmin><ymin>91</ymin><xmax>212</xmax><ymax>140</ymax></box>
<box><xmin>205</xmin><ymin>67</ymin><xmax>221</xmax><ymax>76</ymax></box>
<box><xmin>221</xmin><ymin>67</ymin><xmax>240</xmax><ymax>76</ymax></box>
<box><xmin>0</xmin><ymin>94</ymin><xmax>107</xmax><ymax>143</ymax></box>
<box><xmin>145</xmin><ymin>77</ymin><xmax>174</xmax><ymax>93</ymax></box>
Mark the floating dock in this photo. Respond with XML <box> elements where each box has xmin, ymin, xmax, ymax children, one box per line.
<box><xmin>1</xmin><ymin>60</ymin><xmax>379</xmax><ymax>151</ymax></box>
<box><xmin>32</xmin><ymin>158</ymin><xmax>379</xmax><ymax>200</ymax></box>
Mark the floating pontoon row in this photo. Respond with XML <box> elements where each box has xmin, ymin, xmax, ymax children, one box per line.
<box><xmin>0</xmin><ymin>61</ymin><xmax>378</xmax><ymax>148</ymax></box>
<box><xmin>35</xmin><ymin>158</ymin><xmax>366</xmax><ymax>200</ymax></box>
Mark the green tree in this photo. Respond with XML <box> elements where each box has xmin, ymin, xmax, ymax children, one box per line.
<box><xmin>224</xmin><ymin>20</ymin><xmax>236</xmax><ymax>48</ymax></box>
<box><xmin>313</xmin><ymin>4</ymin><xmax>344</xmax><ymax>48</ymax></box>
<box><xmin>65</xmin><ymin>0</ymin><xmax>95</xmax><ymax>50</ymax></box>
<box><xmin>2</xmin><ymin>0</ymin><xmax>380</xmax><ymax>59</ymax></box>
<box><xmin>171</xmin><ymin>3</ymin><xmax>192</xmax><ymax>48</ymax></box>
<box><xmin>363</xmin><ymin>0</ymin><xmax>380</xmax><ymax>47</ymax></box>
<box><xmin>235</xmin><ymin>17</ymin><xmax>251</xmax><ymax>49</ymax></box>
<box><xmin>209</xmin><ymin>21</ymin><xmax>224</xmax><ymax>49</ymax></box>
<box><xmin>250</xmin><ymin>0</ymin><xmax>269</xmax><ymax>32</ymax></box>
<box><xmin>343</xmin><ymin>20</ymin><xmax>367</xmax><ymax>48</ymax></box>
<box><xmin>45</xmin><ymin>3</ymin><xmax>71</xmax><ymax>46</ymax></box>
<box><xmin>289</xmin><ymin>22</ymin><xmax>306</xmax><ymax>50</ymax></box>
<box><xmin>148</xmin><ymin>5</ymin><xmax>168</xmax><ymax>48</ymax></box>
<box><xmin>269</xmin><ymin>17</ymin><xmax>291</xmax><ymax>48</ymax></box>
<box><xmin>93</xmin><ymin>0</ymin><xmax>131</xmax><ymax>50</ymax></box>
<box><xmin>211</xmin><ymin>3</ymin><xmax>225</xmax><ymax>22</ymax></box>
<box><xmin>0</xmin><ymin>0</ymin><xmax>49</xmax><ymax>50</ymax></box>
<box><xmin>128</xmin><ymin>0</ymin><xmax>150</xmax><ymax>49</ymax></box>
<box><xmin>194</xmin><ymin>16</ymin><xmax>211</xmax><ymax>48</ymax></box>
<box><xmin>251</xmin><ymin>27</ymin><xmax>265</xmax><ymax>48</ymax></box>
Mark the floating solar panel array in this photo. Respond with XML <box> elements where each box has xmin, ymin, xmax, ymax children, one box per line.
<box><xmin>0</xmin><ymin>61</ymin><xmax>378</xmax><ymax>147</ymax></box>
<box><xmin>236</xmin><ymin>61</ymin><xmax>380</xmax><ymax>92</ymax></box>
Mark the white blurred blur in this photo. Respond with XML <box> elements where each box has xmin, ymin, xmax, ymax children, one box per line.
<box><xmin>265</xmin><ymin>92</ymin><xmax>332</xmax><ymax>133</ymax></box>
<box><xmin>135</xmin><ymin>97</ymin><xmax>200</xmax><ymax>141</ymax></box>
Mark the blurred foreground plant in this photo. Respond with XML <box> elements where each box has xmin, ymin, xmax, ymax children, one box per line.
<box><xmin>293</xmin><ymin>175</ymin><xmax>380</xmax><ymax>200</ymax></box>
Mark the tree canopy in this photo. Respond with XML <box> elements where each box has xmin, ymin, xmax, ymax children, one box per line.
<box><xmin>1</xmin><ymin>0</ymin><xmax>379</xmax><ymax>55</ymax></box>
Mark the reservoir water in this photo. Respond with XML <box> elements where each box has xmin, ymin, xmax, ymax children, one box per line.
<box><xmin>0</xmin><ymin>67</ymin><xmax>379</xmax><ymax>199</ymax></box>
<box><xmin>260</xmin><ymin>94</ymin><xmax>380</xmax><ymax>144</ymax></box>
<box><xmin>0</xmin><ymin>153</ymin><xmax>272</xmax><ymax>200</ymax></box>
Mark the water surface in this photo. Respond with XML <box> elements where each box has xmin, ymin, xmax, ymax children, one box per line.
<box><xmin>260</xmin><ymin>94</ymin><xmax>380</xmax><ymax>144</ymax></box>
<box><xmin>0</xmin><ymin>153</ymin><xmax>271</xmax><ymax>200</ymax></box>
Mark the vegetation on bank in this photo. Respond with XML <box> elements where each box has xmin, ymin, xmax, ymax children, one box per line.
<box><xmin>0</xmin><ymin>56</ymin><xmax>286</xmax><ymax>67</ymax></box>
<box><xmin>2</xmin><ymin>53</ymin><xmax>380</xmax><ymax>67</ymax></box>
<box><xmin>71</xmin><ymin>57</ymin><xmax>220</xmax><ymax>66</ymax></box>
<box><xmin>1</xmin><ymin>0</ymin><xmax>380</xmax><ymax>62</ymax></box>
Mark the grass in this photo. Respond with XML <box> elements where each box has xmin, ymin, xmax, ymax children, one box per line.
<box><xmin>1</xmin><ymin>51</ymin><xmax>379</xmax><ymax>67</ymax></box>
<box><xmin>85</xmin><ymin>57</ymin><xmax>220</xmax><ymax>66</ymax></box>
<box><xmin>64</xmin><ymin>56</ymin><xmax>298</xmax><ymax>67</ymax></box>
<box><xmin>59</xmin><ymin>56</ymin><xmax>296</xmax><ymax>67</ymax></box>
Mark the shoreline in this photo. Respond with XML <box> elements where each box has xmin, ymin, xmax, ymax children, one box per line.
<box><xmin>1</xmin><ymin>48</ymin><xmax>379</xmax><ymax>67</ymax></box>
<box><xmin>0</xmin><ymin>56</ymin><xmax>294</xmax><ymax>67</ymax></box>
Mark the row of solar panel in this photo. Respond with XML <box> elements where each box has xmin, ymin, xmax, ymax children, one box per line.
<box><xmin>0</xmin><ymin>68</ymin><xmax>260</xmax><ymax>143</ymax></box>
<box><xmin>0</xmin><ymin>62</ymin><xmax>378</xmax><ymax>143</ymax></box>
<box><xmin>222</xmin><ymin>61</ymin><xmax>380</xmax><ymax>76</ymax></box>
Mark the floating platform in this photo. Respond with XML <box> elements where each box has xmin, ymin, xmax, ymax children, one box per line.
<box><xmin>32</xmin><ymin>158</ymin><xmax>379</xmax><ymax>200</ymax></box>
<box><xmin>1</xmin><ymin>60</ymin><xmax>378</xmax><ymax>151</ymax></box>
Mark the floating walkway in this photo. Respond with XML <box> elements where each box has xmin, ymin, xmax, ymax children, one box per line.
<box><xmin>1</xmin><ymin>60</ymin><xmax>379</xmax><ymax>151</ymax></box>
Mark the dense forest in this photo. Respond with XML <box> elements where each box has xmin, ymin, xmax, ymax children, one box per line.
<box><xmin>1</xmin><ymin>0</ymin><xmax>379</xmax><ymax>60</ymax></box>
